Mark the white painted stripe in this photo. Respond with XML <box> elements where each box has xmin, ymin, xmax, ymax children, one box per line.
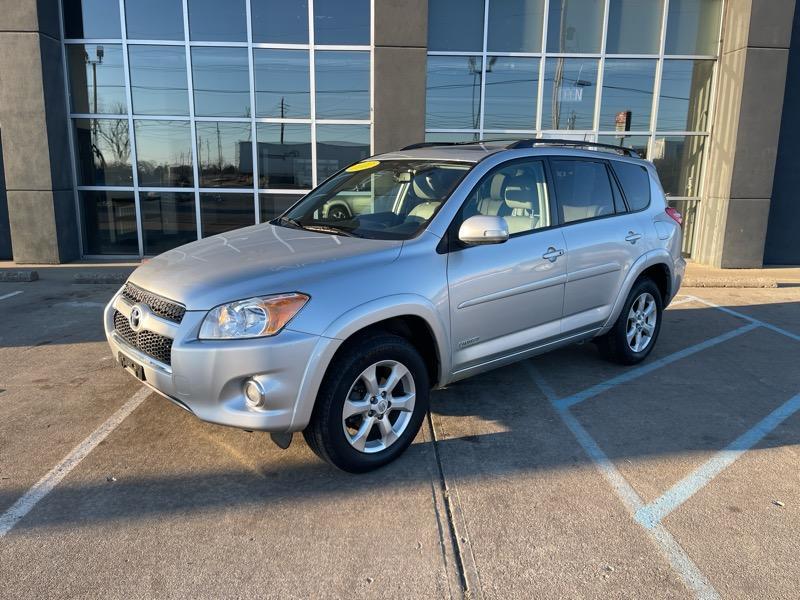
<box><xmin>668</xmin><ymin>296</ymin><xmax>695</xmax><ymax>307</ymax></box>
<box><xmin>524</xmin><ymin>361</ymin><xmax>720</xmax><ymax>600</ymax></box>
<box><xmin>555</xmin><ymin>323</ymin><xmax>759</xmax><ymax>409</ymax></box>
<box><xmin>637</xmin><ymin>391</ymin><xmax>800</xmax><ymax>529</ymax></box>
<box><xmin>0</xmin><ymin>387</ymin><xmax>151</xmax><ymax>537</ymax></box>
<box><xmin>0</xmin><ymin>291</ymin><xmax>22</xmax><ymax>301</ymax></box>
<box><xmin>686</xmin><ymin>295</ymin><xmax>800</xmax><ymax>343</ymax></box>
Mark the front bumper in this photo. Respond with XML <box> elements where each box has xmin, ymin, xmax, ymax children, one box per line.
<box><xmin>104</xmin><ymin>290</ymin><xmax>331</xmax><ymax>432</ymax></box>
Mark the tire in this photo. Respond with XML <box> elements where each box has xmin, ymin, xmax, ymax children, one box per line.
<box><xmin>596</xmin><ymin>278</ymin><xmax>663</xmax><ymax>365</ymax></box>
<box><xmin>302</xmin><ymin>333</ymin><xmax>430</xmax><ymax>473</ymax></box>
<box><xmin>327</xmin><ymin>204</ymin><xmax>351</xmax><ymax>221</ymax></box>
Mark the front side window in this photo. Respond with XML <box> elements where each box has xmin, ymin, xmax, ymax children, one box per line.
<box><xmin>461</xmin><ymin>160</ymin><xmax>551</xmax><ymax>235</ymax></box>
<box><xmin>279</xmin><ymin>160</ymin><xmax>472</xmax><ymax>240</ymax></box>
<box><xmin>551</xmin><ymin>160</ymin><xmax>615</xmax><ymax>224</ymax></box>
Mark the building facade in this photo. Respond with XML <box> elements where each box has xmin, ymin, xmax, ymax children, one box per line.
<box><xmin>0</xmin><ymin>0</ymin><xmax>797</xmax><ymax>266</ymax></box>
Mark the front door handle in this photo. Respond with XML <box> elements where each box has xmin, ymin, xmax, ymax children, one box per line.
<box><xmin>625</xmin><ymin>231</ymin><xmax>642</xmax><ymax>244</ymax></box>
<box><xmin>542</xmin><ymin>247</ymin><xmax>565</xmax><ymax>262</ymax></box>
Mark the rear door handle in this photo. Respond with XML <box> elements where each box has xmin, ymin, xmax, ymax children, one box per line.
<box><xmin>542</xmin><ymin>247</ymin><xmax>565</xmax><ymax>262</ymax></box>
<box><xmin>625</xmin><ymin>231</ymin><xmax>642</xmax><ymax>244</ymax></box>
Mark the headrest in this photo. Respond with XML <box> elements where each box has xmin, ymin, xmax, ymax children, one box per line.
<box><xmin>412</xmin><ymin>169</ymin><xmax>463</xmax><ymax>200</ymax></box>
<box><xmin>489</xmin><ymin>172</ymin><xmax>507</xmax><ymax>200</ymax></box>
<box><xmin>504</xmin><ymin>186</ymin><xmax>532</xmax><ymax>210</ymax></box>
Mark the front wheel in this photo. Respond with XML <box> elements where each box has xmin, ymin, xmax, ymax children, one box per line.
<box><xmin>596</xmin><ymin>278</ymin><xmax>663</xmax><ymax>365</ymax></box>
<box><xmin>303</xmin><ymin>334</ymin><xmax>429</xmax><ymax>472</ymax></box>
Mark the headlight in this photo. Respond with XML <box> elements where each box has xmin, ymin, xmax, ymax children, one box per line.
<box><xmin>199</xmin><ymin>293</ymin><xmax>309</xmax><ymax>339</ymax></box>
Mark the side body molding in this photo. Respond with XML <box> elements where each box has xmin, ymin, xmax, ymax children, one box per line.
<box><xmin>288</xmin><ymin>294</ymin><xmax>451</xmax><ymax>431</ymax></box>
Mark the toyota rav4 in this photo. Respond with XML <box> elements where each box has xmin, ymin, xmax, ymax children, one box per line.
<box><xmin>105</xmin><ymin>139</ymin><xmax>685</xmax><ymax>472</ymax></box>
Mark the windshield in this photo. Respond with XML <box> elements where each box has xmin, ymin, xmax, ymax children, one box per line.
<box><xmin>274</xmin><ymin>160</ymin><xmax>472</xmax><ymax>240</ymax></box>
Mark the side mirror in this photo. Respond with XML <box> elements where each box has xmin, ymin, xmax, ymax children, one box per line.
<box><xmin>458</xmin><ymin>215</ymin><xmax>509</xmax><ymax>245</ymax></box>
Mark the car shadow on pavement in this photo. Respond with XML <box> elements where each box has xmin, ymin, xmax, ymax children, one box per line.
<box><xmin>2</xmin><ymin>300</ymin><xmax>799</xmax><ymax>531</ymax></box>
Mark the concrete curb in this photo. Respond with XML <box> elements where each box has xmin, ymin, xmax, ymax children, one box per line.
<box><xmin>0</xmin><ymin>270</ymin><xmax>39</xmax><ymax>282</ymax></box>
<box><xmin>72</xmin><ymin>272</ymin><xmax>130</xmax><ymax>284</ymax></box>
<box><xmin>683</xmin><ymin>277</ymin><xmax>779</xmax><ymax>289</ymax></box>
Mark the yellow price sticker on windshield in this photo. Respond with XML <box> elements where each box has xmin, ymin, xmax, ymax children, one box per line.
<box><xmin>346</xmin><ymin>160</ymin><xmax>380</xmax><ymax>172</ymax></box>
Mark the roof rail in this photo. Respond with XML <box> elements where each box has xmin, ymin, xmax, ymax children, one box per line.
<box><xmin>506</xmin><ymin>138</ymin><xmax>642</xmax><ymax>158</ymax></box>
<box><xmin>400</xmin><ymin>141</ymin><xmax>453</xmax><ymax>151</ymax></box>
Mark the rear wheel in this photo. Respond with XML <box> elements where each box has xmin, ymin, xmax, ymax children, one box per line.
<box><xmin>596</xmin><ymin>278</ymin><xmax>663</xmax><ymax>365</ymax></box>
<box><xmin>303</xmin><ymin>334</ymin><xmax>429</xmax><ymax>472</ymax></box>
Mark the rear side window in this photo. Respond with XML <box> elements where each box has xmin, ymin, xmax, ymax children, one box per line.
<box><xmin>612</xmin><ymin>161</ymin><xmax>651</xmax><ymax>211</ymax></box>
<box><xmin>551</xmin><ymin>159</ymin><xmax>615</xmax><ymax>224</ymax></box>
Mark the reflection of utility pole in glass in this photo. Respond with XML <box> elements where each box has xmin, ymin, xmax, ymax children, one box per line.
<box><xmin>467</xmin><ymin>57</ymin><xmax>480</xmax><ymax>130</ymax></box>
<box><xmin>84</xmin><ymin>45</ymin><xmax>105</xmax><ymax>115</ymax></box>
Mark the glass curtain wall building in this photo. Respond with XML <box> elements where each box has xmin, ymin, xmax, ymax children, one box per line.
<box><xmin>426</xmin><ymin>0</ymin><xmax>723</xmax><ymax>253</ymax></box>
<box><xmin>61</xmin><ymin>0</ymin><xmax>372</xmax><ymax>256</ymax></box>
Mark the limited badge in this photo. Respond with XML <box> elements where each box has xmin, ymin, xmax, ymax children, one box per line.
<box><xmin>345</xmin><ymin>160</ymin><xmax>380</xmax><ymax>172</ymax></box>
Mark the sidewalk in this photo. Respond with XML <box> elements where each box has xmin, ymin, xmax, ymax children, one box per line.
<box><xmin>684</xmin><ymin>262</ymin><xmax>800</xmax><ymax>288</ymax></box>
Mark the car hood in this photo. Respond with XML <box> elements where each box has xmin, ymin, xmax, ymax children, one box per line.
<box><xmin>128</xmin><ymin>224</ymin><xmax>403</xmax><ymax>310</ymax></box>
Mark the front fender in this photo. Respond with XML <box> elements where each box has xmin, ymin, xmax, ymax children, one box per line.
<box><xmin>288</xmin><ymin>294</ymin><xmax>451</xmax><ymax>431</ymax></box>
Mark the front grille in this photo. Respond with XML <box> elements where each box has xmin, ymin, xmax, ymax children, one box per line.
<box><xmin>113</xmin><ymin>310</ymin><xmax>173</xmax><ymax>365</ymax></box>
<box><xmin>121</xmin><ymin>283</ymin><xmax>185</xmax><ymax>324</ymax></box>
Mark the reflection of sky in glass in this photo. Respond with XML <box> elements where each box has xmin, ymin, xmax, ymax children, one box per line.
<box><xmin>426</xmin><ymin>56</ymin><xmax>483</xmax><ymax>130</ymax></box>
<box><xmin>125</xmin><ymin>0</ymin><xmax>184</xmax><ymax>40</ymax></box>
<box><xmin>542</xmin><ymin>58</ymin><xmax>598</xmax><ymax>130</ymax></box>
<box><xmin>129</xmin><ymin>46</ymin><xmax>189</xmax><ymax>115</ymax></box>
<box><xmin>487</xmin><ymin>0</ymin><xmax>544</xmax><ymax>52</ymax></box>
<box><xmin>315</xmin><ymin>51</ymin><xmax>370</xmax><ymax>119</ymax></box>
<box><xmin>606</xmin><ymin>0</ymin><xmax>663</xmax><ymax>54</ymax></box>
<box><xmin>192</xmin><ymin>47</ymin><xmax>251</xmax><ymax>117</ymax></box>
<box><xmin>64</xmin><ymin>0</ymin><xmax>121</xmax><ymax>39</ymax></box>
<box><xmin>314</xmin><ymin>0</ymin><xmax>370</xmax><ymax>45</ymax></box>
<box><xmin>599</xmin><ymin>59</ymin><xmax>656</xmax><ymax>131</ymax></box>
<box><xmin>665</xmin><ymin>0</ymin><xmax>722</xmax><ymax>55</ymax></box>
<box><xmin>251</xmin><ymin>0</ymin><xmax>308</xmax><ymax>43</ymax></box>
<box><xmin>483</xmin><ymin>57</ymin><xmax>539</xmax><ymax>130</ymax></box>
<box><xmin>255</xmin><ymin>50</ymin><xmax>310</xmax><ymax>118</ymax></box>
<box><xmin>134</xmin><ymin>120</ymin><xmax>193</xmax><ymax>186</ymax></box>
<box><xmin>68</xmin><ymin>44</ymin><xmax>127</xmax><ymax>114</ymax></box>
<box><xmin>546</xmin><ymin>0</ymin><xmax>604</xmax><ymax>53</ymax></box>
<box><xmin>658</xmin><ymin>60</ymin><xmax>713</xmax><ymax>131</ymax></box>
<box><xmin>188</xmin><ymin>0</ymin><xmax>247</xmax><ymax>41</ymax></box>
<box><xmin>428</xmin><ymin>0</ymin><xmax>484</xmax><ymax>51</ymax></box>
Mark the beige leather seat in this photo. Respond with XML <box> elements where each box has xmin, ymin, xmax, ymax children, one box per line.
<box><xmin>408</xmin><ymin>201</ymin><xmax>441</xmax><ymax>220</ymax></box>
<box><xmin>502</xmin><ymin>187</ymin><xmax>539</xmax><ymax>234</ymax></box>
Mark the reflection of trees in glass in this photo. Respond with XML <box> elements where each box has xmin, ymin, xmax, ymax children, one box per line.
<box><xmin>92</xmin><ymin>106</ymin><xmax>130</xmax><ymax>167</ymax></box>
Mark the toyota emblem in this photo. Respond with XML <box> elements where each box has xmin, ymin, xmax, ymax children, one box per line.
<box><xmin>129</xmin><ymin>304</ymin><xmax>144</xmax><ymax>332</ymax></box>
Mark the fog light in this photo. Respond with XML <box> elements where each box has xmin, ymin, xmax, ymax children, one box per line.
<box><xmin>243</xmin><ymin>378</ymin><xmax>267</xmax><ymax>409</ymax></box>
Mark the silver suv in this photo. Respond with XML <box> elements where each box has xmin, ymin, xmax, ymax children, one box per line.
<box><xmin>105</xmin><ymin>140</ymin><xmax>685</xmax><ymax>472</ymax></box>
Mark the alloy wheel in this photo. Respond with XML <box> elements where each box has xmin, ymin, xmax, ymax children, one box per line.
<box><xmin>341</xmin><ymin>360</ymin><xmax>416</xmax><ymax>454</ymax></box>
<box><xmin>626</xmin><ymin>292</ymin><xmax>657</xmax><ymax>352</ymax></box>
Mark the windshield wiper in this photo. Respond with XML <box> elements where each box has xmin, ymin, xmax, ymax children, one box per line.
<box><xmin>303</xmin><ymin>224</ymin><xmax>358</xmax><ymax>238</ymax></box>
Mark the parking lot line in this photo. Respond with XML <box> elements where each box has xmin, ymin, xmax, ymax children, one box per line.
<box><xmin>524</xmin><ymin>362</ymin><xmax>721</xmax><ymax>600</ymax></box>
<box><xmin>686</xmin><ymin>295</ymin><xmax>800</xmax><ymax>342</ymax></box>
<box><xmin>636</xmin><ymin>391</ymin><xmax>800</xmax><ymax>529</ymax></box>
<box><xmin>0</xmin><ymin>386</ymin><xmax>151</xmax><ymax>538</ymax></box>
<box><xmin>0</xmin><ymin>290</ymin><xmax>23</xmax><ymax>301</ymax></box>
<box><xmin>555</xmin><ymin>323</ymin><xmax>759</xmax><ymax>409</ymax></box>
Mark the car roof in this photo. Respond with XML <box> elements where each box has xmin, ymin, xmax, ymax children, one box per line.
<box><xmin>373</xmin><ymin>139</ymin><xmax>649</xmax><ymax>166</ymax></box>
